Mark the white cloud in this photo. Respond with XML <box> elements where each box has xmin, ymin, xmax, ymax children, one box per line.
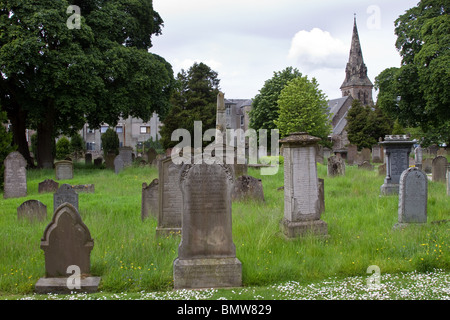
<box><xmin>288</xmin><ymin>28</ymin><xmax>348</xmax><ymax>71</ymax></box>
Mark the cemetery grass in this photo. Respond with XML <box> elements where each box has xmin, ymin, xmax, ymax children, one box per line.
<box><xmin>0</xmin><ymin>161</ymin><xmax>448</xmax><ymax>299</ymax></box>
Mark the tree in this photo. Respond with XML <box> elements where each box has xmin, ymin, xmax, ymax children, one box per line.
<box><xmin>56</xmin><ymin>136</ymin><xmax>71</xmax><ymax>160</ymax></box>
<box><xmin>159</xmin><ymin>62</ymin><xmax>220</xmax><ymax>149</ymax></box>
<box><xmin>0</xmin><ymin>0</ymin><xmax>174</xmax><ymax>168</ymax></box>
<box><xmin>375</xmin><ymin>0</ymin><xmax>449</xmax><ymax>146</ymax></box>
<box><xmin>101</xmin><ymin>128</ymin><xmax>119</xmax><ymax>158</ymax></box>
<box><xmin>274</xmin><ymin>76</ymin><xmax>331</xmax><ymax>145</ymax></box>
<box><xmin>70</xmin><ymin>132</ymin><xmax>85</xmax><ymax>161</ymax></box>
<box><xmin>0</xmin><ymin>111</ymin><xmax>16</xmax><ymax>189</ymax></box>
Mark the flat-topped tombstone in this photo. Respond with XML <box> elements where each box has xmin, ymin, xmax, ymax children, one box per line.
<box><xmin>372</xmin><ymin>145</ymin><xmax>383</xmax><ymax>163</ymax></box>
<box><xmin>105</xmin><ymin>152</ymin><xmax>115</xmax><ymax>169</ymax></box>
<box><xmin>327</xmin><ymin>155</ymin><xmax>345</xmax><ymax>177</ymax></box>
<box><xmin>361</xmin><ymin>148</ymin><xmax>371</xmax><ymax>162</ymax></box>
<box><xmin>38</xmin><ymin>179</ymin><xmax>59</xmax><ymax>194</ymax></box>
<box><xmin>173</xmin><ymin>163</ymin><xmax>242</xmax><ymax>289</ymax></box>
<box><xmin>397</xmin><ymin>167</ymin><xmax>427</xmax><ymax>226</ymax></box>
<box><xmin>93</xmin><ymin>157</ymin><xmax>103</xmax><ymax>167</ymax></box>
<box><xmin>71</xmin><ymin>184</ymin><xmax>95</xmax><ymax>193</ymax></box>
<box><xmin>232</xmin><ymin>175</ymin><xmax>264</xmax><ymax>202</ymax></box>
<box><xmin>53</xmin><ymin>184</ymin><xmax>78</xmax><ymax>212</ymax></box>
<box><xmin>3</xmin><ymin>151</ymin><xmax>27</xmax><ymax>199</ymax></box>
<box><xmin>422</xmin><ymin>158</ymin><xmax>432</xmax><ymax>173</ymax></box>
<box><xmin>119</xmin><ymin>147</ymin><xmax>133</xmax><ymax>166</ymax></box>
<box><xmin>347</xmin><ymin>144</ymin><xmax>357</xmax><ymax>165</ymax></box>
<box><xmin>114</xmin><ymin>155</ymin><xmax>124</xmax><ymax>174</ymax></box>
<box><xmin>85</xmin><ymin>153</ymin><xmax>92</xmax><ymax>166</ymax></box>
<box><xmin>17</xmin><ymin>200</ymin><xmax>47</xmax><ymax>222</ymax></box>
<box><xmin>414</xmin><ymin>146</ymin><xmax>423</xmax><ymax>169</ymax></box>
<box><xmin>35</xmin><ymin>203</ymin><xmax>99</xmax><ymax>293</ymax></box>
<box><xmin>279</xmin><ymin>132</ymin><xmax>327</xmax><ymax>237</ymax></box>
<box><xmin>55</xmin><ymin>160</ymin><xmax>73</xmax><ymax>180</ymax></box>
<box><xmin>156</xmin><ymin>157</ymin><xmax>183</xmax><ymax>236</ymax></box>
<box><xmin>141</xmin><ymin>179</ymin><xmax>159</xmax><ymax>221</ymax></box>
<box><xmin>432</xmin><ymin>156</ymin><xmax>448</xmax><ymax>183</ymax></box>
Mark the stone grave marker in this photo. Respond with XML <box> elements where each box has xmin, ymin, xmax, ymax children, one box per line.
<box><xmin>3</xmin><ymin>151</ymin><xmax>27</xmax><ymax>199</ymax></box>
<box><xmin>347</xmin><ymin>144</ymin><xmax>357</xmax><ymax>165</ymax></box>
<box><xmin>141</xmin><ymin>179</ymin><xmax>159</xmax><ymax>221</ymax></box>
<box><xmin>85</xmin><ymin>153</ymin><xmax>92</xmax><ymax>166</ymax></box>
<box><xmin>146</xmin><ymin>148</ymin><xmax>157</xmax><ymax>166</ymax></box>
<box><xmin>372</xmin><ymin>145</ymin><xmax>383</xmax><ymax>163</ymax></box>
<box><xmin>173</xmin><ymin>162</ymin><xmax>242</xmax><ymax>289</ymax></box>
<box><xmin>114</xmin><ymin>155</ymin><xmax>124</xmax><ymax>174</ymax></box>
<box><xmin>38</xmin><ymin>179</ymin><xmax>59</xmax><ymax>194</ymax></box>
<box><xmin>437</xmin><ymin>148</ymin><xmax>446</xmax><ymax>156</ymax></box>
<box><xmin>93</xmin><ymin>157</ymin><xmax>103</xmax><ymax>167</ymax></box>
<box><xmin>447</xmin><ymin>166</ymin><xmax>450</xmax><ymax>196</ymax></box>
<box><xmin>55</xmin><ymin>160</ymin><xmax>73</xmax><ymax>180</ymax></box>
<box><xmin>379</xmin><ymin>135</ymin><xmax>415</xmax><ymax>195</ymax></box>
<box><xmin>105</xmin><ymin>152</ymin><xmax>116</xmax><ymax>169</ymax></box>
<box><xmin>17</xmin><ymin>200</ymin><xmax>47</xmax><ymax>222</ymax></box>
<box><xmin>432</xmin><ymin>156</ymin><xmax>448</xmax><ymax>182</ymax></box>
<box><xmin>279</xmin><ymin>132</ymin><xmax>328</xmax><ymax>237</ymax></box>
<box><xmin>53</xmin><ymin>184</ymin><xmax>78</xmax><ymax>212</ymax></box>
<box><xmin>71</xmin><ymin>184</ymin><xmax>95</xmax><ymax>193</ymax></box>
<box><xmin>358</xmin><ymin>160</ymin><xmax>374</xmax><ymax>171</ymax></box>
<box><xmin>361</xmin><ymin>148</ymin><xmax>371</xmax><ymax>162</ymax></box>
<box><xmin>119</xmin><ymin>146</ymin><xmax>133</xmax><ymax>166</ymax></box>
<box><xmin>318</xmin><ymin>178</ymin><xmax>325</xmax><ymax>214</ymax></box>
<box><xmin>428</xmin><ymin>145</ymin><xmax>438</xmax><ymax>157</ymax></box>
<box><xmin>396</xmin><ymin>167</ymin><xmax>427</xmax><ymax>227</ymax></box>
<box><xmin>232</xmin><ymin>175</ymin><xmax>264</xmax><ymax>202</ymax></box>
<box><xmin>156</xmin><ymin>157</ymin><xmax>183</xmax><ymax>236</ymax></box>
<box><xmin>414</xmin><ymin>146</ymin><xmax>423</xmax><ymax>170</ymax></box>
<box><xmin>422</xmin><ymin>158</ymin><xmax>433</xmax><ymax>174</ymax></box>
<box><xmin>378</xmin><ymin>163</ymin><xmax>386</xmax><ymax>176</ymax></box>
<box><xmin>35</xmin><ymin>203</ymin><xmax>100</xmax><ymax>293</ymax></box>
<box><xmin>327</xmin><ymin>155</ymin><xmax>345</xmax><ymax>177</ymax></box>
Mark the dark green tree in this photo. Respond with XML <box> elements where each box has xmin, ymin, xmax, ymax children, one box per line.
<box><xmin>101</xmin><ymin>128</ymin><xmax>119</xmax><ymax>158</ymax></box>
<box><xmin>375</xmin><ymin>0</ymin><xmax>449</xmax><ymax>146</ymax></box>
<box><xmin>56</xmin><ymin>136</ymin><xmax>71</xmax><ymax>160</ymax></box>
<box><xmin>70</xmin><ymin>132</ymin><xmax>85</xmax><ymax>161</ymax></box>
<box><xmin>160</xmin><ymin>62</ymin><xmax>220</xmax><ymax>149</ymax></box>
<box><xmin>0</xmin><ymin>0</ymin><xmax>174</xmax><ymax>168</ymax></box>
<box><xmin>0</xmin><ymin>111</ymin><xmax>16</xmax><ymax>189</ymax></box>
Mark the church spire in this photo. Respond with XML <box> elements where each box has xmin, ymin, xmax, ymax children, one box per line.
<box><xmin>340</xmin><ymin>16</ymin><xmax>373</xmax><ymax>105</ymax></box>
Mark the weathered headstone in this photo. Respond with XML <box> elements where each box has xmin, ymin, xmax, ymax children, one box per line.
<box><xmin>71</xmin><ymin>184</ymin><xmax>95</xmax><ymax>193</ymax></box>
<box><xmin>318</xmin><ymin>178</ymin><xmax>325</xmax><ymax>214</ymax></box>
<box><xmin>93</xmin><ymin>157</ymin><xmax>103</xmax><ymax>167</ymax></box>
<box><xmin>114</xmin><ymin>155</ymin><xmax>124</xmax><ymax>174</ymax></box>
<box><xmin>232</xmin><ymin>175</ymin><xmax>264</xmax><ymax>202</ymax></box>
<box><xmin>327</xmin><ymin>155</ymin><xmax>345</xmax><ymax>177</ymax></box>
<box><xmin>146</xmin><ymin>148</ymin><xmax>157</xmax><ymax>166</ymax></box>
<box><xmin>173</xmin><ymin>162</ymin><xmax>242</xmax><ymax>289</ymax></box>
<box><xmin>358</xmin><ymin>160</ymin><xmax>374</xmax><ymax>171</ymax></box>
<box><xmin>141</xmin><ymin>179</ymin><xmax>159</xmax><ymax>221</ymax></box>
<box><xmin>414</xmin><ymin>146</ymin><xmax>423</xmax><ymax>170</ymax></box>
<box><xmin>437</xmin><ymin>148</ymin><xmax>446</xmax><ymax>156</ymax></box>
<box><xmin>361</xmin><ymin>148</ymin><xmax>371</xmax><ymax>162</ymax></box>
<box><xmin>119</xmin><ymin>147</ymin><xmax>133</xmax><ymax>166</ymax></box>
<box><xmin>85</xmin><ymin>153</ymin><xmax>92</xmax><ymax>166</ymax></box>
<box><xmin>53</xmin><ymin>184</ymin><xmax>79</xmax><ymax>212</ymax></box>
<box><xmin>105</xmin><ymin>152</ymin><xmax>116</xmax><ymax>169</ymax></box>
<box><xmin>38</xmin><ymin>179</ymin><xmax>59</xmax><ymax>194</ymax></box>
<box><xmin>354</xmin><ymin>153</ymin><xmax>364</xmax><ymax>166</ymax></box>
<box><xmin>35</xmin><ymin>203</ymin><xmax>100</xmax><ymax>293</ymax></box>
<box><xmin>17</xmin><ymin>200</ymin><xmax>47</xmax><ymax>222</ymax></box>
<box><xmin>379</xmin><ymin>135</ymin><xmax>415</xmax><ymax>195</ymax></box>
<box><xmin>55</xmin><ymin>160</ymin><xmax>73</xmax><ymax>180</ymax></box>
<box><xmin>432</xmin><ymin>156</ymin><xmax>448</xmax><ymax>182</ymax></box>
<box><xmin>347</xmin><ymin>144</ymin><xmax>357</xmax><ymax>165</ymax></box>
<box><xmin>428</xmin><ymin>145</ymin><xmax>438</xmax><ymax>157</ymax></box>
<box><xmin>3</xmin><ymin>151</ymin><xmax>27</xmax><ymax>199</ymax></box>
<box><xmin>279</xmin><ymin>132</ymin><xmax>328</xmax><ymax>238</ymax></box>
<box><xmin>156</xmin><ymin>157</ymin><xmax>183</xmax><ymax>236</ymax></box>
<box><xmin>378</xmin><ymin>163</ymin><xmax>386</xmax><ymax>176</ymax></box>
<box><xmin>422</xmin><ymin>158</ymin><xmax>433</xmax><ymax>174</ymax></box>
<box><xmin>396</xmin><ymin>167</ymin><xmax>427</xmax><ymax>227</ymax></box>
<box><xmin>447</xmin><ymin>165</ymin><xmax>450</xmax><ymax>196</ymax></box>
<box><xmin>372</xmin><ymin>145</ymin><xmax>383</xmax><ymax>163</ymax></box>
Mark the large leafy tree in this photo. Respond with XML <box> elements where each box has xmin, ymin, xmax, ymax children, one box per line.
<box><xmin>0</xmin><ymin>0</ymin><xmax>174</xmax><ymax>168</ymax></box>
<box><xmin>160</xmin><ymin>62</ymin><xmax>220</xmax><ymax>149</ymax></box>
<box><xmin>375</xmin><ymin>0</ymin><xmax>449</xmax><ymax>146</ymax></box>
<box><xmin>274</xmin><ymin>75</ymin><xmax>331</xmax><ymax>146</ymax></box>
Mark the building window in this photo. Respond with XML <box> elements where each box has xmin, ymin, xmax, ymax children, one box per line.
<box><xmin>100</xmin><ymin>126</ymin><xmax>109</xmax><ymax>133</ymax></box>
<box><xmin>86</xmin><ymin>142</ymin><xmax>95</xmax><ymax>151</ymax></box>
<box><xmin>140</xmin><ymin>126</ymin><xmax>150</xmax><ymax>134</ymax></box>
<box><xmin>226</xmin><ymin>105</ymin><xmax>231</xmax><ymax>115</ymax></box>
<box><xmin>116</xmin><ymin>126</ymin><xmax>123</xmax><ymax>133</ymax></box>
<box><xmin>87</xmin><ymin>127</ymin><xmax>95</xmax><ymax>133</ymax></box>
<box><xmin>240</xmin><ymin>115</ymin><xmax>244</xmax><ymax>127</ymax></box>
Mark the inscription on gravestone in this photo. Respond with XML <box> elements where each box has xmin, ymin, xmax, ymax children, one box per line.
<box><xmin>55</xmin><ymin>160</ymin><xmax>73</xmax><ymax>180</ymax></box>
<box><xmin>38</xmin><ymin>179</ymin><xmax>59</xmax><ymax>194</ymax></box>
<box><xmin>397</xmin><ymin>167</ymin><xmax>427</xmax><ymax>225</ymax></box>
<box><xmin>3</xmin><ymin>151</ymin><xmax>27</xmax><ymax>199</ymax></box>
<box><xmin>17</xmin><ymin>200</ymin><xmax>47</xmax><ymax>222</ymax></box>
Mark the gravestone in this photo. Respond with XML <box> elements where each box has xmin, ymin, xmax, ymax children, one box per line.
<box><xmin>156</xmin><ymin>157</ymin><xmax>183</xmax><ymax>236</ymax></box>
<box><xmin>146</xmin><ymin>148</ymin><xmax>157</xmax><ymax>166</ymax></box>
<box><xmin>232</xmin><ymin>175</ymin><xmax>264</xmax><ymax>202</ymax></box>
<box><xmin>396</xmin><ymin>167</ymin><xmax>427</xmax><ymax>227</ymax></box>
<box><xmin>93</xmin><ymin>157</ymin><xmax>103</xmax><ymax>167</ymax></box>
<box><xmin>105</xmin><ymin>152</ymin><xmax>116</xmax><ymax>169</ymax></box>
<box><xmin>318</xmin><ymin>178</ymin><xmax>325</xmax><ymax>214</ymax></box>
<box><xmin>173</xmin><ymin>162</ymin><xmax>242</xmax><ymax>289</ymax></box>
<box><xmin>35</xmin><ymin>203</ymin><xmax>100</xmax><ymax>293</ymax></box>
<box><xmin>119</xmin><ymin>147</ymin><xmax>133</xmax><ymax>166</ymax></box>
<box><xmin>372</xmin><ymin>145</ymin><xmax>383</xmax><ymax>163</ymax></box>
<box><xmin>85</xmin><ymin>153</ymin><xmax>92</xmax><ymax>166</ymax></box>
<box><xmin>447</xmin><ymin>166</ymin><xmax>450</xmax><ymax>196</ymax></box>
<box><xmin>55</xmin><ymin>160</ymin><xmax>73</xmax><ymax>180</ymax></box>
<box><xmin>422</xmin><ymin>158</ymin><xmax>433</xmax><ymax>174</ymax></box>
<box><xmin>347</xmin><ymin>144</ymin><xmax>357</xmax><ymax>165</ymax></box>
<box><xmin>141</xmin><ymin>179</ymin><xmax>159</xmax><ymax>221</ymax></box>
<box><xmin>279</xmin><ymin>132</ymin><xmax>327</xmax><ymax>238</ymax></box>
<box><xmin>428</xmin><ymin>145</ymin><xmax>438</xmax><ymax>157</ymax></box>
<box><xmin>17</xmin><ymin>200</ymin><xmax>47</xmax><ymax>222</ymax></box>
<box><xmin>432</xmin><ymin>156</ymin><xmax>448</xmax><ymax>182</ymax></box>
<box><xmin>437</xmin><ymin>148</ymin><xmax>446</xmax><ymax>156</ymax></box>
<box><xmin>327</xmin><ymin>155</ymin><xmax>345</xmax><ymax>177</ymax></box>
<box><xmin>378</xmin><ymin>163</ymin><xmax>386</xmax><ymax>176</ymax></box>
<box><xmin>3</xmin><ymin>151</ymin><xmax>27</xmax><ymax>199</ymax></box>
<box><xmin>114</xmin><ymin>155</ymin><xmax>124</xmax><ymax>174</ymax></box>
<box><xmin>38</xmin><ymin>179</ymin><xmax>59</xmax><ymax>194</ymax></box>
<box><xmin>379</xmin><ymin>135</ymin><xmax>415</xmax><ymax>195</ymax></box>
<box><xmin>361</xmin><ymin>148</ymin><xmax>371</xmax><ymax>162</ymax></box>
<box><xmin>354</xmin><ymin>153</ymin><xmax>364</xmax><ymax>166</ymax></box>
<box><xmin>414</xmin><ymin>146</ymin><xmax>423</xmax><ymax>170</ymax></box>
<box><xmin>358</xmin><ymin>160</ymin><xmax>374</xmax><ymax>171</ymax></box>
<box><xmin>71</xmin><ymin>184</ymin><xmax>95</xmax><ymax>193</ymax></box>
<box><xmin>53</xmin><ymin>184</ymin><xmax>78</xmax><ymax>212</ymax></box>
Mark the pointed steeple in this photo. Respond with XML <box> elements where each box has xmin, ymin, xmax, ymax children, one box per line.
<box><xmin>340</xmin><ymin>16</ymin><xmax>373</xmax><ymax>105</ymax></box>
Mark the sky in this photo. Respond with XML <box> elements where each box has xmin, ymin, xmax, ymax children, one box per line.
<box><xmin>150</xmin><ymin>0</ymin><xmax>419</xmax><ymax>101</ymax></box>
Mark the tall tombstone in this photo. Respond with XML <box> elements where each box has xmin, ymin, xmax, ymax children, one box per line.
<box><xmin>396</xmin><ymin>167</ymin><xmax>427</xmax><ymax>227</ymax></box>
<box><xmin>105</xmin><ymin>152</ymin><xmax>116</xmax><ymax>169</ymax></box>
<box><xmin>141</xmin><ymin>179</ymin><xmax>159</xmax><ymax>221</ymax></box>
<box><xmin>38</xmin><ymin>179</ymin><xmax>59</xmax><ymax>194</ymax></box>
<box><xmin>55</xmin><ymin>160</ymin><xmax>73</xmax><ymax>180</ymax></box>
<box><xmin>379</xmin><ymin>135</ymin><xmax>415</xmax><ymax>195</ymax></box>
<box><xmin>53</xmin><ymin>184</ymin><xmax>78</xmax><ymax>212</ymax></box>
<box><xmin>85</xmin><ymin>153</ymin><xmax>92</xmax><ymax>166</ymax></box>
<box><xmin>422</xmin><ymin>158</ymin><xmax>433</xmax><ymax>174</ymax></box>
<box><xmin>279</xmin><ymin>132</ymin><xmax>327</xmax><ymax>238</ymax></box>
<box><xmin>17</xmin><ymin>200</ymin><xmax>47</xmax><ymax>222</ymax></box>
<box><xmin>361</xmin><ymin>148</ymin><xmax>371</xmax><ymax>162</ymax></box>
<box><xmin>114</xmin><ymin>155</ymin><xmax>124</xmax><ymax>174</ymax></box>
<box><xmin>173</xmin><ymin>162</ymin><xmax>242</xmax><ymax>289</ymax></box>
<box><xmin>156</xmin><ymin>157</ymin><xmax>183</xmax><ymax>236</ymax></box>
<box><xmin>215</xmin><ymin>91</ymin><xmax>227</xmax><ymax>144</ymax></box>
<box><xmin>327</xmin><ymin>155</ymin><xmax>345</xmax><ymax>177</ymax></box>
<box><xmin>414</xmin><ymin>146</ymin><xmax>423</xmax><ymax>170</ymax></box>
<box><xmin>372</xmin><ymin>145</ymin><xmax>383</xmax><ymax>163</ymax></box>
<box><xmin>347</xmin><ymin>144</ymin><xmax>357</xmax><ymax>165</ymax></box>
<box><xmin>35</xmin><ymin>203</ymin><xmax>100</xmax><ymax>293</ymax></box>
<box><xmin>3</xmin><ymin>151</ymin><xmax>27</xmax><ymax>199</ymax></box>
<box><xmin>146</xmin><ymin>148</ymin><xmax>157</xmax><ymax>166</ymax></box>
<box><xmin>432</xmin><ymin>156</ymin><xmax>448</xmax><ymax>183</ymax></box>
<box><xmin>119</xmin><ymin>146</ymin><xmax>133</xmax><ymax>166</ymax></box>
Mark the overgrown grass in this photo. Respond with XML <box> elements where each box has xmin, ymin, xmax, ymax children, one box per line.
<box><xmin>0</xmin><ymin>160</ymin><xmax>448</xmax><ymax>299</ymax></box>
